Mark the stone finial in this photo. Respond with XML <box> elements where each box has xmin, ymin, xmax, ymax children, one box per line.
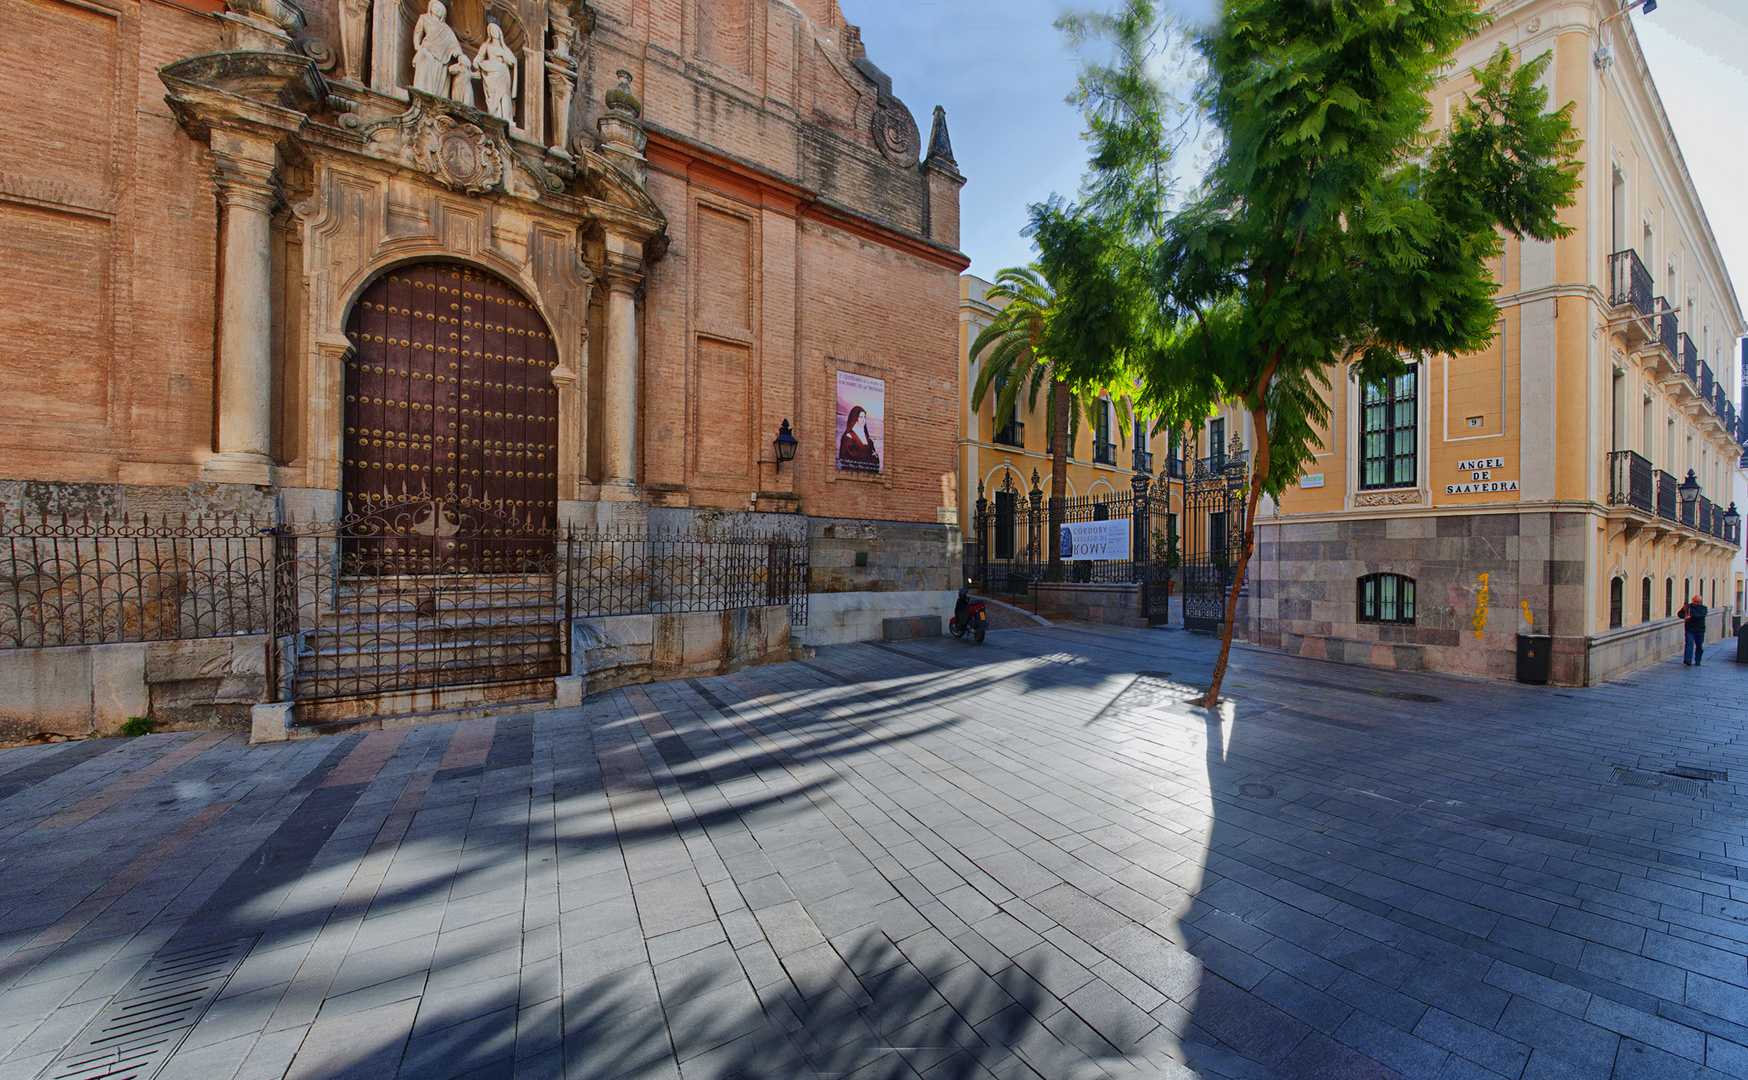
<box><xmin>598</xmin><ymin>69</ymin><xmax>648</xmax><ymax>186</ymax></box>
<box><xmin>926</xmin><ymin>105</ymin><xmax>956</xmax><ymax>168</ymax></box>
<box><xmin>605</xmin><ymin>69</ymin><xmax>641</xmax><ymax>119</ymax></box>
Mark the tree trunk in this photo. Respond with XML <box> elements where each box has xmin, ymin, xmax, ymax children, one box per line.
<box><xmin>1048</xmin><ymin>380</ymin><xmax>1070</xmax><ymax>577</ymax></box>
<box><xmin>1204</xmin><ymin>402</ymin><xmax>1273</xmax><ymax>709</ymax></box>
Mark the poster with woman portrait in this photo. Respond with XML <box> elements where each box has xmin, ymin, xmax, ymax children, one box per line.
<box><xmin>835</xmin><ymin>371</ymin><xmax>885</xmax><ymax>474</ymax></box>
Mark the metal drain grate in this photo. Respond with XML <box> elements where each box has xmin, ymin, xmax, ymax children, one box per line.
<box><xmin>1667</xmin><ymin>766</ymin><xmax>1728</xmax><ymax>783</ymax></box>
<box><xmin>1613</xmin><ymin>768</ymin><xmax>1703</xmax><ymax>796</ymax></box>
<box><xmin>1387</xmin><ymin>692</ymin><xmax>1442</xmax><ymax>703</ymax></box>
<box><xmin>48</xmin><ymin>936</ymin><xmax>256</xmax><ymax>1080</ymax></box>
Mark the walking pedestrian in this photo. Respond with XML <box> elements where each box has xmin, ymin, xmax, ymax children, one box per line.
<box><xmin>1679</xmin><ymin>594</ymin><xmax>1709</xmax><ymax>665</ymax></box>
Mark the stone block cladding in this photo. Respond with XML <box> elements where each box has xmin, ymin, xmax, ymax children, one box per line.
<box><xmin>1250</xmin><ymin>511</ymin><xmax>1590</xmax><ymax>684</ymax></box>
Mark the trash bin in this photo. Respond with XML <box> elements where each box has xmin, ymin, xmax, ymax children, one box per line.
<box><xmin>1517</xmin><ymin>634</ymin><xmax>1551</xmax><ymax>684</ymax></box>
<box><xmin>1737</xmin><ymin>623</ymin><xmax>1748</xmax><ymax>665</ymax></box>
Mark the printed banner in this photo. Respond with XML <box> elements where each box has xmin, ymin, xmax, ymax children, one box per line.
<box><xmin>1058</xmin><ymin>520</ymin><xmax>1131</xmax><ymax>561</ymax></box>
<box><xmin>835</xmin><ymin>371</ymin><xmax>885</xmax><ymax>474</ymax></box>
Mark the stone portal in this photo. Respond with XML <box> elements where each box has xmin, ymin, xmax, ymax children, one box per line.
<box><xmin>342</xmin><ymin>261</ymin><xmax>559</xmax><ymax>571</ymax></box>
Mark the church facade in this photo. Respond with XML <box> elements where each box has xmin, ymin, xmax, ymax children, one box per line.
<box><xmin>0</xmin><ymin>0</ymin><xmax>967</xmax><ymax>735</ymax></box>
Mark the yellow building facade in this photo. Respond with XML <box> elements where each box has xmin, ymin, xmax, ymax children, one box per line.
<box><xmin>957</xmin><ymin>274</ymin><xmax>1180</xmax><ymax>582</ymax></box>
<box><xmin>1231</xmin><ymin>0</ymin><xmax>1745</xmax><ymax>684</ymax></box>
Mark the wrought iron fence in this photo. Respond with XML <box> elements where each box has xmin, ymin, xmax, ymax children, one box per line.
<box><xmin>0</xmin><ymin>512</ymin><xmax>272</xmax><ymax>648</ymax></box>
<box><xmin>562</xmin><ymin>528</ymin><xmax>809</xmax><ymax>626</ymax></box>
<box><xmin>969</xmin><ymin>461</ymin><xmax>1172</xmax><ymax>623</ymax></box>
<box><xmin>3</xmin><ymin>506</ymin><xmax>808</xmax><ymax>705</ymax></box>
<box><xmin>270</xmin><ymin>512</ymin><xmax>810</xmax><ymax>703</ymax></box>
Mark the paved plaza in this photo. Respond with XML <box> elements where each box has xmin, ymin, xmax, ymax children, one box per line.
<box><xmin>1</xmin><ymin>626</ymin><xmax>1747</xmax><ymax>1079</ymax></box>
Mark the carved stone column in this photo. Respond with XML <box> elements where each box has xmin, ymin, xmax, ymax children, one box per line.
<box><xmin>204</xmin><ymin>131</ymin><xmax>281</xmax><ymax>485</ymax></box>
<box><xmin>600</xmin><ymin>238</ymin><xmax>643</xmax><ymax>501</ymax></box>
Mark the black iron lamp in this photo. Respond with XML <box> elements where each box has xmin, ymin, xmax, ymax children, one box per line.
<box><xmin>1679</xmin><ymin>468</ymin><xmax>1701</xmax><ymax>506</ymax></box>
<box><xmin>1723</xmin><ymin>502</ymin><xmax>1741</xmax><ymax>539</ymax></box>
<box><xmin>773</xmin><ymin>419</ymin><xmax>798</xmax><ymax>471</ymax></box>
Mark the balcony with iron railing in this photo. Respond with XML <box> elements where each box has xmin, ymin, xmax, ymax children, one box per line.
<box><xmin>1679</xmin><ymin>333</ymin><xmax>1699</xmax><ymax>382</ymax></box>
<box><xmin>1131</xmin><ymin>448</ymin><xmax>1153</xmax><ymax>477</ymax></box>
<box><xmin>1609</xmin><ymin>250</ymin><xmax>1655</xmax><ymax>320</ymax></box>
<box><xmin>1165</xmin><ymin>451</ymin><xmax>1185</xmax><ymax>479</ymax></box>
<box><xmin>1656</xmin><ymin>469</ymin><xmax>1678</xmax><ymax>522</ymax></box>
<box><xmin>991</xmin><ymin>418</ymin><xmax>1024</xmax><ymax>448</ymax></box>
<box><xmin>1700</xmin><ymin>361</ymin><xmax>1714</xmax><ymax>402</ymax></box>
<box><xmin>1607</xmin><ymin>451</ymin><xmax>1654</xmax><ymax>514</ymax></box>
<box><xmin>1093</xmin><ymin>440</ymin><xmax>1118</xmax><ymax>466</ymax></box>
<box><xmin>1655</xmin><ymin>299</ymin><xmax>1679</xmax><ymax>358</ymax></box>
<box><xmin>1699</xmin><ymin>497</ymin><xmax>1714</xmax><ymax>536</ymax></box>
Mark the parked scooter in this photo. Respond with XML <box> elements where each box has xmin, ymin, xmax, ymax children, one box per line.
<box><xmin>949</xmin><ymin>584</ymin><xmax>987</xmax><ymax>643</ymax></box>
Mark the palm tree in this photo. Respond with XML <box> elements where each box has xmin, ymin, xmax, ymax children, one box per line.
<box><xmin>969</xmin><ymin>265</ymin><xmax>1128</xmax><ymax>577</ymax></box>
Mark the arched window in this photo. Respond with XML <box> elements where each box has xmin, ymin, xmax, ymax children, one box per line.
<box><xmin>1609</xmin><ymin>577</ymin><xmax>1624</xmax><ymax>629</ymax></box>
<box><xmin>1641</xmin><ymin>577</ymin><xmax>1652</xmax><ymax>623</ymax></box>
<box><xmin>1358</xmin><ymin>573</ymin><xmax>1416</xmax><ymax>625</ymax></box>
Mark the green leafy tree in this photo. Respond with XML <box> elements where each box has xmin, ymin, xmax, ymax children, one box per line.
<box><xmin>1058</xmin><ymin>0</ymin><xmax>1580</xmax><ymax>706</ymax></box>
<box><xmin>969</xmin><ymin>265</ymin><xmax>1134</xmax><ymax>575</ymax></box>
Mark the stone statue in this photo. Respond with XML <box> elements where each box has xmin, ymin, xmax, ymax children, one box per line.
<box><xmin>474</xmin><ymin>23</ymin><xmax>518</xmax><ymax>123</ymax></box>
<box><xmin>411</xmin><ymin>0</ymin><xmax>464</xmax><ymax>97</ymax></box>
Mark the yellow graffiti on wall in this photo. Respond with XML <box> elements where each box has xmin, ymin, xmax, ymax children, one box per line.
<box><xmin>1472</xmin><ymin>572</ymin><xmax>1491</xmax><ymax>640</ymax></box>
<box><xmin>1520</xmin><ymin>599</ymin><xmax>1533</xmax><ymax>630</ymax></box>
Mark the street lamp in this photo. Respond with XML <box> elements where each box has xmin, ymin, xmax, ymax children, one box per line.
<box><xmin>1723</xmin><ymin>502</ymin><xmax>1741</xmax><ymax>544</ymax></box>
<box><xmin>773</xmin><ymin>419</ymin><xmax>797</xmax><ymax>471</ymax></box>
<box><xmin>1678</xmin><ymin>468</ymin><xmax>1701</xmax><ymax>506</ymax></box>
<box><xmin>1594</xmin><ymin>0</ymin><xmax>1659</xmax><ymax>72</ymax></box>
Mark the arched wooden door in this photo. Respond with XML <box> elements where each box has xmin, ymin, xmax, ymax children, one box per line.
<box><xmin>342</xmin><ymin>262</ymin><xmax>560</xmax><ymax>572</ymax></box>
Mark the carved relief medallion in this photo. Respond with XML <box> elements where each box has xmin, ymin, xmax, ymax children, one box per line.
<box><xmin>870</xmin><ymin>102</ymin><xmax>919</xmax><ymax>166</ymax></box>
<box><xmin>423</xmin><ymin>115</ymin><xmax>504</xmax><ymax>193</ymax></box>
<box><xmin>362</xmin><ymin>91</ymin><xmax>507</xmax><ymax>195</ymax></box>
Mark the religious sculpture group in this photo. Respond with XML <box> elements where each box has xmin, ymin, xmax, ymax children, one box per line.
<box><xmin>411</xmin><ymin>0</ymin><xmax>518</xmax><ymax>123</ymax></box>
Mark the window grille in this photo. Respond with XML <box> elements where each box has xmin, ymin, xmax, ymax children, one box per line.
<box><xmin>1357</xmin><ymin>573</ymin><xmax>1416</xmax><ymax>625</ymax></box>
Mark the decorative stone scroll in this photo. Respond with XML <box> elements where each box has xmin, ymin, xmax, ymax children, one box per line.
<box><xmin>1354</xmin><ymin>489</ymin><xmax>1422</xmax><ymax>507</ymax></box>
<box><xmin>362</xmin><ymin>92</ymin><xmax>508</xmax><ymax>194</ymax></box>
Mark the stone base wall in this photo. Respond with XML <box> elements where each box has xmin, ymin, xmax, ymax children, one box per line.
<box><xmin>573</xmin><ymin>605</ymin><xmax>794</xmax><ymax>693</ymax></box>
<box><xmin>0</xmin><ymin>636</ymin><xmax>266</xmax><ymax>741</ymax></box>
<box><xmin>1249</xmin><ymin>511</ymin><xmax>1591</xmax><ymax>684</ymax></box>
<box><xmin>0</xmin><ymin>480</ymin><xmax>274</xmax><ymax>522</ymax></box>
<box><xmin>1032</xmin><ymin>582</ymin><xmax>1146</xmax><ymax>627</ymax></box>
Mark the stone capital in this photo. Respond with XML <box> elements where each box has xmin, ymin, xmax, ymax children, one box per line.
<box><xmin>212</xmin><ymin>146</ymin><xmax>281</xmax><ymax>213</ymax></box>
<box><xmin>602</xmin><ymin>244</ymin><xmax>643</xmax><ymax>295</ymax></box>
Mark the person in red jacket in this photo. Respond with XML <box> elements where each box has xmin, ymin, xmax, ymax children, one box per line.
<box><xmin>1679</xmin><ymin>594</ymin><xmax>1709</xmax><ymax>665</ymax></box>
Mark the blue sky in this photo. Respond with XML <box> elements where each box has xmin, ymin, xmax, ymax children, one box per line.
<box><xmin>839</xmin><ymin>0</ymin><xmax>1748</xmax><ymax>343</ymax></box>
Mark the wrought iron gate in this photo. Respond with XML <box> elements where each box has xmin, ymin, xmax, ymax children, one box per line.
<box><xmin>970</xmin><ymin>452</ymin><xmax>1172</xmax><ymax>622</ymax></box>
<box><xmin>1181</xmin><ymin>433</ymin><xmax>1250</xmax><ymax>634</ymax></box>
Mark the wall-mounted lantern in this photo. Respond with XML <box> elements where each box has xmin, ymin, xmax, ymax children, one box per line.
<box><xmin>1679</xmin><ymin>469</ymin><xmax>1701</xmax><ymax>506</ymax></box>
<box><xmin>773</xmin><ymin>419</ymin><xmax>798</xmax><ymax>471</ymax></box>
